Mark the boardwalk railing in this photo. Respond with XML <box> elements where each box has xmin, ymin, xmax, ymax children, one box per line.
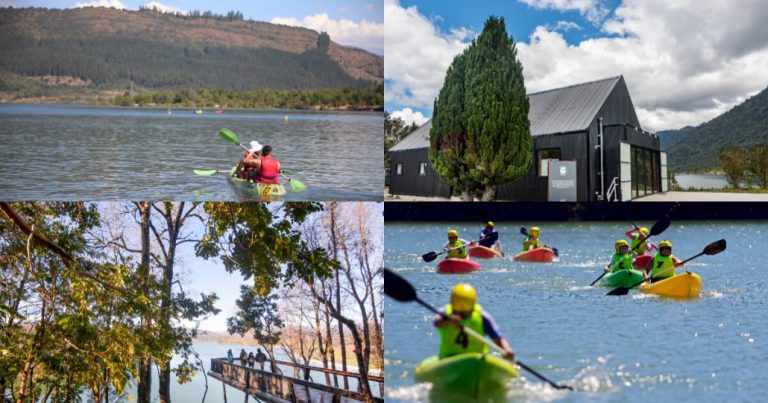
<box><xmin>209</xmin><ymin>358</ymin><xmax>384</xmax><ymax>403</ymax></box>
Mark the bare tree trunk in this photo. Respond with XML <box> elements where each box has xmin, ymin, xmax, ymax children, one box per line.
<box><xmin>137</xmin><ymin>202</ymin><xmax>152</xmax><ymax>403</ymax></box>
<box><xmin>481</xmin><ymin>185</ymin><xmax>496</xmax><ymax>201</ymax></box>
<box><xmin>460</xmin><ymin>190</ymin><xmax>473</xmax><ymax>201</ymax></box>
<box><xmin>328</xmin><ymin>203</ymin><xmax>349</xmax><ymax>390</ymax></box>
<box><xmin>312</xmin><ymin>294</ymin><xmax>331</xmax><ymax>385</ymax></box>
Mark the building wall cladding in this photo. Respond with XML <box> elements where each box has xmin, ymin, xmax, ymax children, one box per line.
<box><xmin>389</xmin><ymin>149</ymin><xmax>451</xmax><ymax>197</ymax></box>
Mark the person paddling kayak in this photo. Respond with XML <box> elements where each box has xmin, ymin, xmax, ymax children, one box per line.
<box><xmin>644</xmin><ymin>240</ymin><xmax>684</xmax><ymax>282</ymax></box>
<box><xmin>235</xmin><ymin>140</ymin><xmax>262</xmax><ymax>180</ymax></box>
<box><xmin>434</xmin><ymin>283</ymin><xmax>515</xmax><ymax>360</ymax></box>
<box><xmin>443</xmin><ymin>229</ymin><xmax>473</xmax><ymax>259</ymax></box>
<box><xmin>522</xmin><ymin>226</ymin><xmax>545</xmax><ymax>251</ymax></box>
<box><xmin>605</xmin><ymin>239</ymin><xmax>635</xmax><ymax>273</ymax></box>
<box><xmin>237</xmin><ymin>142</ymin><xmax>281</xmax><ymax>184</ymax></box>
<box><xmin>626</xmin><ymin>226</ymin><xmax>656</xmax><ymax>255</ymax></box>
<box><xmin>478</xmin><ymin>222</ymin><xmax>504</xmax><ymax>255</ymax></box>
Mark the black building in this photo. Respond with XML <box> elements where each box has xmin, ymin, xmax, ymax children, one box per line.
<box><xmin>388</xmin><ymin>76</ymin><xmax>667</xmax><ymax>201</ymax></box>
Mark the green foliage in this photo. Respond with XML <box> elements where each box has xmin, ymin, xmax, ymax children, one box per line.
<box><xmin>227</xmin><ymin>288</ymin><xmax>284</xmax><ymax>346</ymax></box>
<box><xmin>719</xmin><ymin>145</ymin><xmax>748</xmax><ymax>188</ymax></box>
<box><xmin>384</xmin><ymin>111</ymin><xmax>419</xmax><ymax>167</ymax></box>
<box><xmin>748</xmin><ymin>143</ymin><xmax>768</xmax><ymax>188</ymax></box>
<box><xmin>429</xmin><ymin>16</ymin><xmax>531</xmax><ymax>200</ymax></box>
<box><xmin>666</xmin><ymin>86</ymin><xmax>768</xmax><ymax>172</ymax></box>
<box><xmin>112</xmin><ymin>85</ymin><xmax>383</xmax><ymax>110</ymax></box>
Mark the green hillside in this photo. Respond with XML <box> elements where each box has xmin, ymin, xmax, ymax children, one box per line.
<box><xmin>665</xmin><ymin>86</ymin><xmax>768</xmax><ymax>173</ymax></box>
<box><xmin>0</xmin><ymin>7</ymin><xmax>382</xmax><ymax>100</ymax></box>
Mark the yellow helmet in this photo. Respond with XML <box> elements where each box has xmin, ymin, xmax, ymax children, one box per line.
<box><xmin>659</xmin><ymin>240</ymin><xmax>672</xmax><ymax>249</ymax></box>
<box><xmin>447</xmin><ymin>229</ymin><xmax>459</xmax><ymax>238</ymax></box>
<box><xmin>640</xmin><ymin>227</ymin><xmax>649</xmax><ymax>236</ymax></box>
<box><xmin>486</xmin><ymin>221</ymin><xmax>494</xmax><ymax>227</ymax></box>
<box><xmin>450</xmin><ymin>283</ymin><xmax>477</xmax><ymax>312</ymax></box>
<box><xmin>530</xmin><ymin>226</ymin><xmax>540</xmax><ymax>235</ymax></box>
<box><xmin>615</xmin><ymin>239</ymin><xmax>629</xmax><ymax>252</ymax></box>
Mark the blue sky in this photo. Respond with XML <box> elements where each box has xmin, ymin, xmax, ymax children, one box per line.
<box><xmin>4</xmin><ymin>0</ymin><xmax>384</xmax><ymax>54</ymax></box>
<box><xmin>385</xmin><ymin>0</ymin><xmax>768</xmax><ymax>132</ymax></box>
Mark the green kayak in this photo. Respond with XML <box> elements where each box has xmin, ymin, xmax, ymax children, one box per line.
<box><xmin>228</xmin><ymin>166</ymin><xmax>286</xmax><ymax>197</ymax></box>
<box><xmin>601</xmin><ymin>269</ymin><xmax>645</xmax><ymax>288</ymax></box>
<box><xmin>415</xmin><ymin>353</ymin><xmax>519</xmax><ymax>401</ymax></box>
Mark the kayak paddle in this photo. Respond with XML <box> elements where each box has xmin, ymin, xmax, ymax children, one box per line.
<box><xmin>520</xmin><ymin>227</ymin><xmax>558</xmax><ymax>256</ymax></box>
<box><xmin>282</xmin><ymin>174</ymin><xmax>306</xmax><ymax>192</ymax></box>
<box><xmin>193</xmin><ymin>169</ymin><xmax>221</xmax><ymax>176</ymax></box>
<box><xmin>606</xmin><ymin>239</ymin><xmax>726</xmax><ymax>296</ymax></box>
<box><xmin>422</xmin><ymin>232</ymin><xmax>497</xmax><ymax>262</ymax></box>
<box><xmin>384</xmin><ymin>268</ymin><xmax>574</xmax><ymax>391</ymax></box>
<box><xmin>589</xmin><ymin>217</ymin><xmax>671</xmax><ymax>286</ymax></box>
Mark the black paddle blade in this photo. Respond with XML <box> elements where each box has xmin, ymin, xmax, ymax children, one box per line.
<box><xmin>384</xmin><ymin>268</ymin><xmax>417</xmax><ymax>302</ymax></box>
<box><xmin>649</xmin><ymin>217</ymin><xmax>671</xmax><ymax>236</ymax></box>
<box><xmin>606</xmin><ymin>285</ymin><xmax>632</xmax><ymax>296</ymax></box>
<box><xmin>520</xmin><ymin>227</ymin><xmax>528</xmax><ymax>236</ymax></box>
<box><xmin>552</xmin><ymin>247</ymin><xmax>559</xmax><ymax>257</ymax></box>
<box><xmin>704</xmin><ymin>239</ymin><xmax>726</xmax><ymax>255</ymax></box>
<box><xmin>422</xmin><ymin>251</ymin><xmax>438</xmax><ymax>262</ymax></box>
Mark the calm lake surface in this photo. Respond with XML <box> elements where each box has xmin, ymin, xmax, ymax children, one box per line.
<box><xmin>675</xmin><ymin>174</ymin><xmax>730</xmax><ymax>189</ymax></box>
<box><xmin>122</xmin><ymin>341</ymin><xmax>381</xmax><ymax>402</ymax></box>
<box><xmin>385</xmin><ymin>221</ymin><xmax>768</xmax><ymax>402</ymax></box>
<box><xmin>0</xmin><ymin>104</ymin><xmax>382</xmax><ymax>201</ymax></box>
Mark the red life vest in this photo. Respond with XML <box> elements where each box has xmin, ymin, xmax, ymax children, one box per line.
<box><xmin>241</xmin><ymin>152</ymin><xmax>258</xmax><ymax>180</ymax></box>
<box><xmin>255</xmin><ymin>155</ymin><xmax>280</xmax><ymax>184</ymax></box>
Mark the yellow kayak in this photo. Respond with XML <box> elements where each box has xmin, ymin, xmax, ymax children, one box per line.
<box><xmin>639</xmin><ymin>272</ymin><xmax>702</xmax><ymax>298</ymax></box>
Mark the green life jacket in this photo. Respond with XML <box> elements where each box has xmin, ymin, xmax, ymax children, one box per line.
<box><xmin>650</xmin><ymin>254</ymin><xmax>676</xmax><ymax>280</ymax></box>
<box><xmin>522</xmin><ymin>236</ymin><xmax>540</xmax><ymax>251</ymax></box>
<box><xmin>438</xmin><ymin>303</ymin><xmax>488</xmax><ymax>358</ymax></box>
<box><xmin>631</xmin><ymin>233</ymin><xmax>648</xmax><ymax>255</ymax></box>
<box><xmin>610</xmin><ymin>252</ymin><xmax>635</xmax><ymax>272</ymax></box>
<box><xmin>447</xmin><ymin>238</ymin><xmax>467</xmax><ymax>258</ymax></box>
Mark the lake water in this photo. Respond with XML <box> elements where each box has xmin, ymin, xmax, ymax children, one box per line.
<box><xmin>120</xmin><ymin>341</ymin><xmax>381</xmax><ymax>402</ymax></box>
<box><xmin>384</xmin><ymin>221</ymin><xmax>768</xmax><ymax>402</ymax></box>
<box><xmin>0</xmin><ymin>105</ymin><xmax>382</xmax><ymax>201</ymax></box>
<box><xmin>675</xmin><ymin>174</ymin><xmax>730</xmax><ymax>189</ymax></box>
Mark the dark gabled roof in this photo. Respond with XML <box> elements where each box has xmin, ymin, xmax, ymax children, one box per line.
<box><xmin>389</xmin><ymin>76</ymin><xmax>623</xmax><ymax>152</ymax></box>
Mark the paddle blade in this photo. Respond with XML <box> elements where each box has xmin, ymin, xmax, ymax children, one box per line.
<box><xmin>520</xmin><ymin>227</ymin><xmax>528</xmax><ymax>236</ymax></box>
<box><xmin>193</xmin><ymin>169</ymin><xmax>219</xmax><ymax>176</ymax></box>
<box><xmin>219</xmin><ymin>128</ymin><xmax>240</xmax><ymax>145</ymax></box>
<box><xmin>552</xmin><ymin>247</ymin><xmax>559</xmax><ymax>257</ymax></box>
<box><xmin>384</xmin><ymin>268</ymin><xmax>417</xmax><ymax>302</ymax></box>
<box><xmin>704</xmin><ymin>239</ymin><xmax>726</xmax><ymax>255</ymax></box>
<box><xmin>606</xmin><ymin>286</ymin><xmax>632</xmax><ymax>296</ymax></box>
<box><xmin>649</xmin><ymin>217</ymin><xmax>671</xmax><ymax>236</ymax></box>
<box><xmin>422</xmin><ymin>251</ymin><xmax>438</xmax><ymax>262</ymax></box>
<box><xmin>288</xmin><ymin>178</ymin><xmax>307</xmax><ymax>192</ymax></box>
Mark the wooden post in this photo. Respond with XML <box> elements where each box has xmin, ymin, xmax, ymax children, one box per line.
<box><xmin>222</xmin><ymin>379</ymin><xmax>228</xmax><ymax>403</ymax></box>
<box><xmin>244</xmin><ymin>369</ymin><xmax>249</xmax><ymax>403</ymax></box>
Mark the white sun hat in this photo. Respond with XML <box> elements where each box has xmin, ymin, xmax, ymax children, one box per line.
<box><xmin>249</xmin><ymin>141</ymin><xmax>263</xmax><ymax>153</ymax></box>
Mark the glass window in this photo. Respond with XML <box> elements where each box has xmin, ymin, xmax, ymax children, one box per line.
<box><xmin>631</xmin><ymin>147</ymin><xmax>638</xmax><ymax>198</ymax></box>
<box><xmin>538</xmin><ymin>149</ymin><xmax>560</xmax><ymax>177</ymax></box>
<box><xmin>396</xmin><ymin>163</ymin><xmax>403</xmax><ymax>175</ymax></box>
<box><xmin>419</xmin><ymin>162</ymin><xmax>427</xmax><ymax>176</ymax></box>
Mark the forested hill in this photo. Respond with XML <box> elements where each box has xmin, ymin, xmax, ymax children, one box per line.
<box><xmin>0</xmin><ymin>7</ymin><xmax>383</xmax><ymax>92</ymax></box>
<box><xmin>663</xmin><ymin>86</ymin><xmax>768</xmax><ymax>173</ymax></box>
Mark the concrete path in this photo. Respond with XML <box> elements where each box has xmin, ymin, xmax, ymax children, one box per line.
<box><xmin>634</xmin><ymin>191</ymin><xmax>768</xmax><ymax>201</ymax></box>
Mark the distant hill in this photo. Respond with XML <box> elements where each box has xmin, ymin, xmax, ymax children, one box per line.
<box><xmin>664</xmin><ymin>86</ymin><xmax>768</xmax><ymax>173</ymax></box>
<box><xmin>657</xmin><ymin>126</ymin><xmax>694</xmax><ymax>150</ymax></box>
<box><xmin>0</xmin><ymin>7</ymin><xmax>382</xmax><ymax>96</ymax></box>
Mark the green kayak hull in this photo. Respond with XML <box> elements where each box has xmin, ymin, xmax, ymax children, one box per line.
<box><xmin>228</xmin><ymin>166</ymin><xmax>286</xmax><ymax>197</ymax></box>
<box><xmin>601</xmin><ymin>269</ymin><xmax>645</xmax><ymax>288</ymax></box>
<box><xmin>415</xmin><ymin>353</ymin><xmax>519</xmax><ymax>401</ymax></box>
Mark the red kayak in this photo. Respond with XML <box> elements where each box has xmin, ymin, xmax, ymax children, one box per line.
<box><xmin>513</xmin><ymin>247</ymin><xmax>555</xmax><ymax>263</ymax></box>
<box><xmin>633</xmin><ymin>254</ymin><xmax>652</xmax><ymax>270</ymax></box>
<box><xmin>469</xmin><ymin>245</ymin><xmax>502</xmax><ymax>259</ymax></box>
<box><xmin>436</xmin><ymin>258</ymin><xmax>481</xmax><ymax>274</ymax></box>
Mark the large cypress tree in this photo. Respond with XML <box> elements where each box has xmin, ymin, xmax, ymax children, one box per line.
<box><xmin>429</xmin><ymin>16</ymin><xmax>531</xmax><ymax>200</ymax></box>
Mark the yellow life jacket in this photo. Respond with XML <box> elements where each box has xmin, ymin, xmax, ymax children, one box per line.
<box><xmin>631</xmin><ymin>233</ymin><xmax>648</xmax><ymax>255</ymax></box>
<box><xmin>438</xmin><ymin>304</ymin><xmax>488</xmax><ymax>358</ymax></box>
<box><xmin>650</xmin><ymin>254</ymin><xmax>676</xmax><ymax>280</ymax></box>
<box><xmin>447</xmin><ymin>238</ymin><xmax>468</xmax><ymax>258</ymax></box>
<box><xmin>610</xmin><ymin>252</ymin><xmax>635</xmax><ymax>272</ymax></box>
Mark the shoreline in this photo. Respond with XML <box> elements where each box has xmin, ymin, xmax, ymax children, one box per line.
<box><xmin>0</xmin><ymin>101</ymin><xmax>384</xmax><ymax>113</ymax></box>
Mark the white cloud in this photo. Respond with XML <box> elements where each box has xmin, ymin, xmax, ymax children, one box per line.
<box><xmin>386</xmin><ymin>0</ymin><xmax>768</xmax><ymax>132</ymax></box>
<box><xmin>552</xmin><ymin>21</ymin><xmax>581</xmax><ymax>31</ymax></box>
<box><xmin>142</xmin><ymin>2</ymin><xmax>187</xmax><ymax>15</ymax></box>
<box><xmin>271</xmin><ymin>13</ymin><xmax>383</xmax><ymax>55</ymax></box>
<box><xmin>384</xmin><ymin>0</ymin><xmax>471</xmax><ymax>109</ymax></box>
<box><xmin>392</xmin><ymin>108</ymin><xmax>429</xmax><ymax>126</ymax></box>
<box><xmin>74</xmin><ymin>0</ymin><xmax>126</xmax><ymax>9</ymax></box>
<box><xmin>518</xmin><ymin>0</ymin><xmax>609</xmax><ymax>24</ymax></box>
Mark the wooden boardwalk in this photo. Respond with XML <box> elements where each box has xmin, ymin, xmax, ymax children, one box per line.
<box><xmin>208</xmin><ymin>358</ymin><xmax>383</xmax><ymax>403</ymax></box>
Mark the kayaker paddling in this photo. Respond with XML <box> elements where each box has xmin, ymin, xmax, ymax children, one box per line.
<box><xmin>443</xmin><ymin>229</ymin><xmax>474</xmax><ymax>259</ymax></box>
<box><xmin>522</xmin><ymin>226</ymin><xmax>548</xmax><ymax>251</ymax></box>
<box><xmin>626</xmin><ymin>226</ymin><xmax>656</xmax><ymax>255</ymax></box>
<box><xmin>605</xmin><ymin>239</ymin><xmax>635</xmax><ymax>273</ymax></box>
<box><xmin>478</xmin><ymin>221</ymin><xmax>504</xmax><ymax>256</ymax></box>
<box><xmin>644</xmin><ymin>240</ymin><xmax>684</xmax><ymax>282</ymax></box>
<box><xmin>434</xmin><ymin>283</ymin><xmax>515</xmax><ymax>361</ymax></box>
<box><xmin>236</xmin><ymin>141</ymin><xmax>281</xmax><ymax>184</ymax></box>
